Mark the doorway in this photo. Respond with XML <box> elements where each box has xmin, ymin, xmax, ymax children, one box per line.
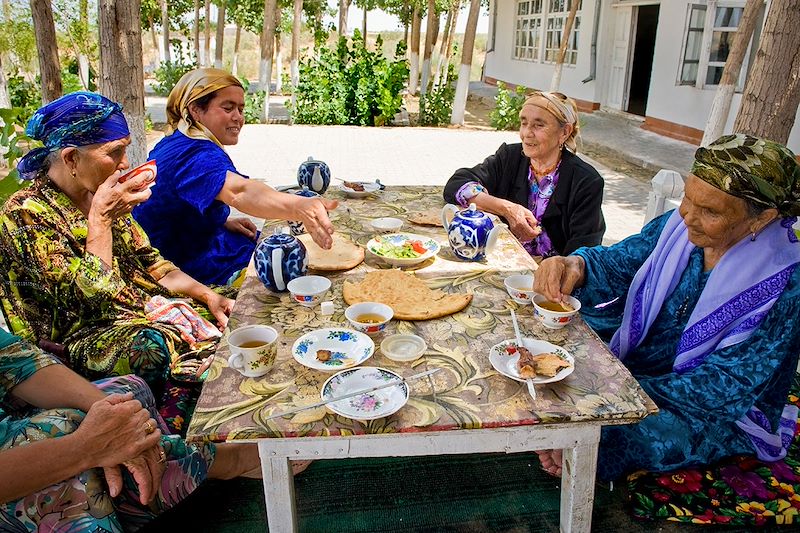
<box><xmin>626</xmin><ymin>4</ymin><xmax>659</xmax><ymax>116</ymax></box>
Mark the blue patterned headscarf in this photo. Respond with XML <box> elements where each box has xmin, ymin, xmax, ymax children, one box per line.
<box><xmin>17</xmin><ymin>91</ymin><xmax>130</xmax><ymax>180</ymax></box>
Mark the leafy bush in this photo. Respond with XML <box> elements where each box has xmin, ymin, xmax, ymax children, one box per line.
<box><xmin>7</xmin><ymin>74</ymin><xmax>40</xmax><ymax>120</ymax></box>
<box><xmin>0</xmin><ymin>107</ymin><xmax>35</xmax><ymax>200</ymax></box>
<box><xmin>153</xmin><ymin>47</ymin><xmax>198</xmax><ymax>96</ymax></box>
<box><xmin>290</xmin><ymin>31</ymin><xmax>409</xmax><ymax>127</ymax></box>
<box><xmin>490</xmin><ymin>82</ymin><xmax>530</xmax><ymax>131</ymax></box>
<box><xmin>239</xmin><ymin>77</ymin><xmax>265</xmax><ymax>124</ymax></box>
<box><xmin>418</xmin><ymin>64</ymin><xmax>457</xmax><ymax>127</ymax></box>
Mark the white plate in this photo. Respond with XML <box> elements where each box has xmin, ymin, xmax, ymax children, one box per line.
<box><xmin>489</xmin><ymin>337</ymin><xmax>574</xmax><ymax>384</ymax></box>
<box><xmin>339</xmin><ymin>182</ymin><xmax>381</xmax><ymax>198</ymax></box>
<box><xmin>292</xmin><ymin>328</ymin><xmax>375</xmax><ymax>372</ymax></box>
<box><xmin>366</xmin><ymin>233</ymin><xmax>441</xmax><ymax>267</ymax></box>
<box><xmin>321</xmin><ymin>367</ymin><xmax>409</xmax><ymax>420</ymax></box>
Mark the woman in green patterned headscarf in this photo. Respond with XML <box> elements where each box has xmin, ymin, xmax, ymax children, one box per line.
<box><xmin>691</xmin><ymin>133</ymin><xmax>800</xmax><ymax>217</ymax></box>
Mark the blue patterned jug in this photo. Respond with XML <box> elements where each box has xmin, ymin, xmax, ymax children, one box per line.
<box><xmin>442</xmin><ymin>203</ymin><xmax>502</xmax><ymax>261</ymax></box>
<box><xmin>287</xmin><ymin>186</ymin><xmax>320</xmax><ymax>236</ymax></box>
<box><xmin>297</xmin><ymin>156</ymin><xmax>331</xmax><ymax>195</ymax></box>
<box><xmin>254</xmin><ymin>232</ymin><xmax>308</xmax><ymax>292</ymax></box>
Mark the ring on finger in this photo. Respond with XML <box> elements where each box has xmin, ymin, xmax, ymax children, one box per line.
<box><xmin>144</xmin><ymin>420</ymin><xmax>155</xmax><ymax>435</ymax></box>
<box><xmin>158</xmin><ymin>448</ymin><xmax>166</xmax><ymax>463</ymax></box>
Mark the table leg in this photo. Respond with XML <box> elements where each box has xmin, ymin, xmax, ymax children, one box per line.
<box><xmin>258</xmin><ymin>442</ymin><xmax>297</xmax><ymax>533</ymax></box>
<box><xmin>559</xmin><ymin>426</ymin><xmax>600</xmax><ymax>533</ymax></box>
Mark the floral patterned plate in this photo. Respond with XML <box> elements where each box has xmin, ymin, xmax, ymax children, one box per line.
<box><xmin>489</xmin><ymin>338</ymin><xmax>575</xmax><ymax>385</ymax></box>
<box><xmin>321</xmin><ymin>367</ymin><xmax>409</xmax><ymax>420</ymax></box>
<box><xmin>366</xmin><ymin>233</ymin><xmax>441</xmax><ymax>267</ymax></box>
<box><xmin>292</xmin><ymin>328</ymin><xmax>375</xmax><ymax>372</ymax></box>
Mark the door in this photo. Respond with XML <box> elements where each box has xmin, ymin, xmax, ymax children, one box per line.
<box><xmin>627</xmin><ymin>4</ymin><xmax>660</xmax><ymax>115</ymax></box>
<box><xmin>607</xmin><ymin>6</ymin><xmax>633</xmax><ymax>111</ymax></box>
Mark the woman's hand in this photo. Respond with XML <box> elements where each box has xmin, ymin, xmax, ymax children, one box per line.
<box><xmin>533</xmin><ymin>255</ymin><xmax>586</xmax><ymax>302</ymax></box>
<box><xmin>291</xmin><ymin>197</ymin><xmax>339</xmax><ymax>249</ymax></box>
<box><xmin>224</xmin><ymin>217</ymin><xmax>258</xmax><ymax>240</ymax></box>
<box><xmin>89</xmin><ymin>170</ymin><xmax>153</xmax><ymax>225</ymax></box>
<box><xmin>205</xmin><ymin>292</ymin><xmax>234</xmax><ymax>329</ymax></box>
<box><xmin>501</xmin><ymin>201</ymin><xmax>542</xmax><ymax>242</ymax></box>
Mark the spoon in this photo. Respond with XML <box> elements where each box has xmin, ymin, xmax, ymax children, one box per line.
<box><xmin>510</xmin><ymin>309</ymin><xmax>536</xmax><ymax>401</ymax></box>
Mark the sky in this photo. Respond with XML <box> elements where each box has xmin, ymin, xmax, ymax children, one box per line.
<box><xmin>325</xmin><ymin>1</ymin><xmax>490</xmax><ymax>34</ymax></box>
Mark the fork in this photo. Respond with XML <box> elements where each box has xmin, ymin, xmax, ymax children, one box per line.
<box><xmin>510</xmin><ymin>309</ymin><xmax>536</xmax><ymax>401</ymax></box>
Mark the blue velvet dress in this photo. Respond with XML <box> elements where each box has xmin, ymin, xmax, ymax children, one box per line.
<box><xmin>573</xmin><ymin>212</ymin><xmax>800</xmax><ymax>480</ymax></box>
<box><xmin>133</xmin><ymin>131</ymin><xmax>256</xmax><ymax>285</ymax></box>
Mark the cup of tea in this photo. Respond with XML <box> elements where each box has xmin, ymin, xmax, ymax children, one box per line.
<box><xmin>227</xmin><ymin>325</ymin><xmax>279</xmax><ymax>377</ymax></box>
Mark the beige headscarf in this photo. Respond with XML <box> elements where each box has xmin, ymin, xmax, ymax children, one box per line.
<box><xmin>165</xmin><ymin>68</ymin><xmax>244</xmax><ymax>147</ymax></box>
<box><xmin>521</xmin><ymin>91</ymin><xmax>580</xmax><ymax>152</ymax></box>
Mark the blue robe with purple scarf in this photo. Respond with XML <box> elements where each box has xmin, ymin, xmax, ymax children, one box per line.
<box><xmin>573</xmin><ymin>212</ymin><xmax>800</xmax><ymax>480</ymax></box>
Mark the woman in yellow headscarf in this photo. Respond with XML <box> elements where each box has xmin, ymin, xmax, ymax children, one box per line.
<box><xmin>444</xmin><ymin>91</ymin><xmax>605</xmax><ymax>258</ymax></box>
<box><xmin>134</xmin><ymin>68</ymin><xmax>338</xmax><ymax>286</ymax></box>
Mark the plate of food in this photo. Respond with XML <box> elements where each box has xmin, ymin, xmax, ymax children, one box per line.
<box><xmin>339</xmin><ymin>180</ymin><xmax>381</xmax><ymax>198</ymax></box>
<box><xmin>292</xmin><ymin>328</ymin><xmax>375</xmax><ymax>372</ymax></box>
<box><xmin>321</xmin><ymin>366</ymin><xmax>409</xmax><ymax>420</ymax></box>
<box><xmin>489</xmin><ymin>338</ymin><xmax>574</xmax><ymax>384</ymax></box>
<box><xmin>366</xmin><ymin>233</ymin><xmax>440</xmax><ymax>267</ymax></box>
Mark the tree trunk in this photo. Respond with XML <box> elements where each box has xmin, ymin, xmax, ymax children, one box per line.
<box><xmin>30</xmin><ymin>0</ymin><xmax>62</xmax><ymax>104</ymax></box>
<box><xmin>291</xmin><ymin>0</ymin><xmax>302</xmax><ymax>91</ymax></box>
<box><xmin>259</xmin><ymin>0</ymin><xmax>277</xmax><ymax>122</ymax></box>
<box><xmin>204</xmin><ymin>0</ymin><xmax>211</xmax><ymax>66</ymax></box>
<box><xmin>402</xmin><ymin>0</ymin><xmax>409</xmax><ymax>44</ymax></box>
<box><xmin>701</xmin><ymin>0</ymin><xmax>761</xmax><ymax>146</ymax></box>
<box><xmin>733</xmin><ymin>0</ymin><xmax>800</xmax><ymax>144</ymax></box>
<box><xmin>362</xmin><ymin>5</ymin><xmax>367</xmax><ymax>39</ymax></box>
<box><xmin>450</xmin><ymin>0</ymin><xmax>480</xmax><ymax>124</ymax></box>
<box><xmin>549</xmin><ymin>0</ymin><xmax>578</xmax><ymax>92</ymax></box>
<box><xmin>160</xmin><ymin>0</ymin><xmax>171</xmax><ymax>63</ymax></box>
<box><xmin>214</xmin><ymin>0</ymin><xmax>225</xmax><ymax>68</ymax></box>
<box><xmin>338</xmin><ymin>0</ymin><xmax>349</xmax><ymax>36</ymax></box>
<box><xmin>275</xmin><ymin>0</ymin><xmax>283</xmax><ymax>97</ymax></box>
<box><xmin>232</xmin><ymin>24</ymin><xmax>241</xmax><ymax>76</ymax></box>
<box><xmin>77</xmin><ymin>0</ymin><xmax>90</xmax><ymax>89</ymax></box>
<box><xmin>98</xmin><ymin>0</ymin><xmax>146</xmax><ymax>166</ymax></box>
<box><xmin>432</xmin><ymin>0</ymin><xmax>455</xmax><ymax>89</ymax></box>
<box><xmin>420</xmin><ymin>0</ymin><xmax>436</xmax><ymax>95</ymax></box>
<box><xmin>148</xmin><ymin>15</ymin><xmax>159</xmax><ymax>65</ymax></box>
<box><xmin>193</xmin><ymin>0</ymin><xmax>200</xmax><ymax>62</ymax></box>
<box><xmin>0</xmin><ymin>55</ymin><xmax>11</xmax><ymax>108</ymax></box>
<box><xmin>441</xmin><ymin>0</ymin><xmax>461</xmax><ymax>86</ymax></box>
<box><xmin>408</xmin><ymin>6</ymin><xmax>421</xmax><ymax>94</ymax></box>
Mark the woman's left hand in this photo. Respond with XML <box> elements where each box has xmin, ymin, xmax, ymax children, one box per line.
<box><xmin>206</xmin><ymin>292</ymin><xmax>234</xmax><ymax>329</ymax></box>
<box><xmin>224</xmin><ymin>217</ymin><xmax>258</xmax><ymax>240</ymax></box>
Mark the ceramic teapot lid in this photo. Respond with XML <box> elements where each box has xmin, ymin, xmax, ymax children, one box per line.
<box><xmin>295</xmin><ymin>185</ymin><xmax>319</xmax><ymax>198</ymax></box>
<box><xmin>458</xmin><ymin>203</ymin><xmax>488</xmax><ymax>219</ymax></box>
<box><xmin>264</xmin><ymin>232</ymin><xmax>298</xmax><ymax>246</ymax></box>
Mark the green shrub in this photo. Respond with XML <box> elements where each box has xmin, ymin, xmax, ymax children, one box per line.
<box><xmin>419</xmin><ymin>64</ymin><xmax>457</xmax><ymax>127</ymax></box>
<box><xmin>0</xmin><ymin>107</ymin><xmax>35</xmax><ymax>201</ymax></box>
<box><xmin>7</xmin><ymin>74</ymin><xmax>40</xmax><ymax>120</ymax></box>
<box><xmin>290</xmin><ymin>31</ymin><xmax>409</xmax><ymax>126</ymax></box>
<box><xmin>490</xmin><ymin>82</ymin><xmax>529</xmax><ymax>131</ymax></box>
<box><xmin>153</xmin><ymin>48</ymin><xmax>198</xmax><ymax>96</ymax></box>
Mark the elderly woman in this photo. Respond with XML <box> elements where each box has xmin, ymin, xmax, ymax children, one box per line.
<box><xmin>534</xmin><ymin>134</ymin><xmax>800</xmax><ymax>480</ymax></box>
<box><xmin>0</xmin><ymin>329</ymin><xmax>260</xmax><ymax>531</ymax></box>
<box><xmin>133</xmin><ymin>68</ymin><xmax>338</xmax><ymax>286</ymax></box>
<box><xmin>0</xmin><ymin>92</ymin><xmax>235</xmax><ymax>433</ymax></box>
<box><xmin>444</xmin><ymin>91</ymin><xmax>605</xmax><ymax>258</ymax></box>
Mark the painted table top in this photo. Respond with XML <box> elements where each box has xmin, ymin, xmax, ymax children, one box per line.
<box><xmin>186</xmin><ymin>186</ymin><xmax>656</xmax><ymax>443</ymax></box>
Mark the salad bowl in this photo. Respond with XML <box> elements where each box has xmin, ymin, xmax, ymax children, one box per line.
<box><xmin>366</xmin><ymin>233</ymin><xmax>440</xmax><ymax>267</ymax></box>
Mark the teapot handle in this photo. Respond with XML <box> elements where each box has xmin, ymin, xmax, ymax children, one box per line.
<box><xmin>441</xmin><ymin>204</ymin><xmax>459</xmax><ymax>232</ymax></box>
<box><xmin>271</xmin><ymin>247</ymin><xmax>286</xmax><ymax>291</ymax></box>
<box><xmin>485</xmin><ymin>223</ymin><xmax>504</xmax><ymax>254</ymax></box>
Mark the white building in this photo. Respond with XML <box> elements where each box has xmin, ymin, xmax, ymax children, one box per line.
<box><xmin>482</xmin><ymin>0</ymin><xmax>800</xmax><ymax>151</ymax></box>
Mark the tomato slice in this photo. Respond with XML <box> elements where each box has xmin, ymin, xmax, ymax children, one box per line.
<box><xmin>505</xmin><ymin>345</ymin><xmax>518</xmax><ymax>355</ymax></box>
<box><xmin>410</xmin><ymin>240</ymin><xmax>427</xmax><ymax>254</ymax></box>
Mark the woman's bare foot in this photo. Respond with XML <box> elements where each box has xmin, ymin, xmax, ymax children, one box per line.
<box><xmin>535</xmin><ymin>449</ymin><xmax>563</xmax><ymax>477</ymax></box>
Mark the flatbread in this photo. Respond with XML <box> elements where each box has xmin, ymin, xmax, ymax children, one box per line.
<box><xmin>297</xmin><ymin>233</ymin><xmax>365</xmax><ymax>271</ymax></box>
<box><xmin>343</xmin><ymin>269</ymin><xmax>472</xmax><ymax>321</ymax></box>
<box><xmin>407</xmin><ymin>209</ymin><xmax>443</xmax><ymax>227</ymax></box>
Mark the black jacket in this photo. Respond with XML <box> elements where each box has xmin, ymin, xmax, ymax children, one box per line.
<box><xmin>443</xmin><ymin>143</ymin><xmax>605</xmax><ymax>255</ymax></box>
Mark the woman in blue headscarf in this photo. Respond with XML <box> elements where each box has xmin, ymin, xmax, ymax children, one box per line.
<box><xmin>0</xmin><ymin>92</ymin><xmax>234</xmax><ymax>434</ymax></box>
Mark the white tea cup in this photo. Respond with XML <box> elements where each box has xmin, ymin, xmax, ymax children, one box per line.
<box><xmin>228</xmin><ymin>325</ymin><xmax>279</xmax><ymax>377</ymax></box>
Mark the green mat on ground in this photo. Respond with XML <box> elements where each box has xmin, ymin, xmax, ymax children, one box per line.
<box><xmin>141</xmin><ymin>453</ymin><xmax>798</xmax><ymax>532</ymax></box>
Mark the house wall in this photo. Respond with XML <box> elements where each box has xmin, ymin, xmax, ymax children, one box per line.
<box><xmin>483</xmin><ymin>0</ymin><xmax>800</xmax><ymax>153</ymax></box>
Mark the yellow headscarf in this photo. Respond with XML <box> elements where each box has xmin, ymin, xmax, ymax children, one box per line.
<box><xmin>165</xmin><ymin>67</ymin><xmax>244</xmax><ymax>147</ymax></box>
<box><xmin>521</xmin><ymin>91</ymin><xmax>580</xmax><ymax>152</ymax></box>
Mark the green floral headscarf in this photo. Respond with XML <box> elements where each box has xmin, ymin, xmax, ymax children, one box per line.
<box><xmin>691</xmin><ymin>134</ymin><xmax>800</xmax><ymax>216</ymax></box>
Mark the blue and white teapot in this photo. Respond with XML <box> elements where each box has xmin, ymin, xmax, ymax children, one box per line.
<box><xmin>287</xmin><ymin>186</ymin><xmax>320</xmax><ymax>236</ymax></box>
<box><xmin>297</xmin><ymin>156</ymin><xmax>331</xmax><ymax>195</ymax></box>
<box><xmin>254</xmin><ymin>231</ymin><xmax>308</xmax><ymax>292</ymax></box>
<box><xmin>442</xmin><ymin>203</ymin><xmax>502</xmax><ymax>261</ymax></box>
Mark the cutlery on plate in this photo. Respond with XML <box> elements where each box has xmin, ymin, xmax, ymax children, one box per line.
<box><xmin>265</xmin><ymin>367</ymin><xmax>441</xmax><ymax>420</ymax></box>
<box><xmin>510</xmin><ymin>309</ymin><xmax>536</xmax><ymax>401</ymax></box>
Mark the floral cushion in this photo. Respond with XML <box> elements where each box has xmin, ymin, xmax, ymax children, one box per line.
<box><xmin>627</xmin><ymin>374</ymin><xmax>800</xmax><ymax>526</ymax></box>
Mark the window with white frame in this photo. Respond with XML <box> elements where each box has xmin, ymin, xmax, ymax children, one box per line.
<box><xmin>678</xmin><ymin>1</ymin><xmax>761</xmax><ymax>89</ymax></box>
<box><xmin>513</xmin><ymin>0</ymin><xmax>581</xmax><ymax>65</ymax></box>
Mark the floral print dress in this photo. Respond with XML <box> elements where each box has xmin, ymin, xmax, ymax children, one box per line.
<box><xmin>0</xmin><ymin>332</ymin><xmax>215</xmax><ymax>532</ymax></box>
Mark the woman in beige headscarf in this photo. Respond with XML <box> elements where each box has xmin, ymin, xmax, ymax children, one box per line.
<box><xmin>133</xmin><ymin>68</ymin><xmax>338</xmax><ymax>286</ymax></box>
<box><xmin>444</xmin><ymin>91</ymin><xmax>605</xmax><ymax>258</ymax></box>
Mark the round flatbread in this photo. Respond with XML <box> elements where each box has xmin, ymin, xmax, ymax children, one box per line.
<box><xmin>343</xmin><ymin>269</ymin><xmax>472</xmax><ymax>321</ymax></box>
<box><xmin>297</xmin><ymin>233</ymin><xmax>365</xmax><ymax>271</ymax></box>
<box><xmin>407</xmin><ymin>209</ymin><xmax>443</xmax><ymax>227</ymax></box>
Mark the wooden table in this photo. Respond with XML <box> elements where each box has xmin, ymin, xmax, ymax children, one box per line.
<box><xmin>186</xmin><ymin>185</ymin><xmax>657</xmax><ymax>533</ymax></box>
